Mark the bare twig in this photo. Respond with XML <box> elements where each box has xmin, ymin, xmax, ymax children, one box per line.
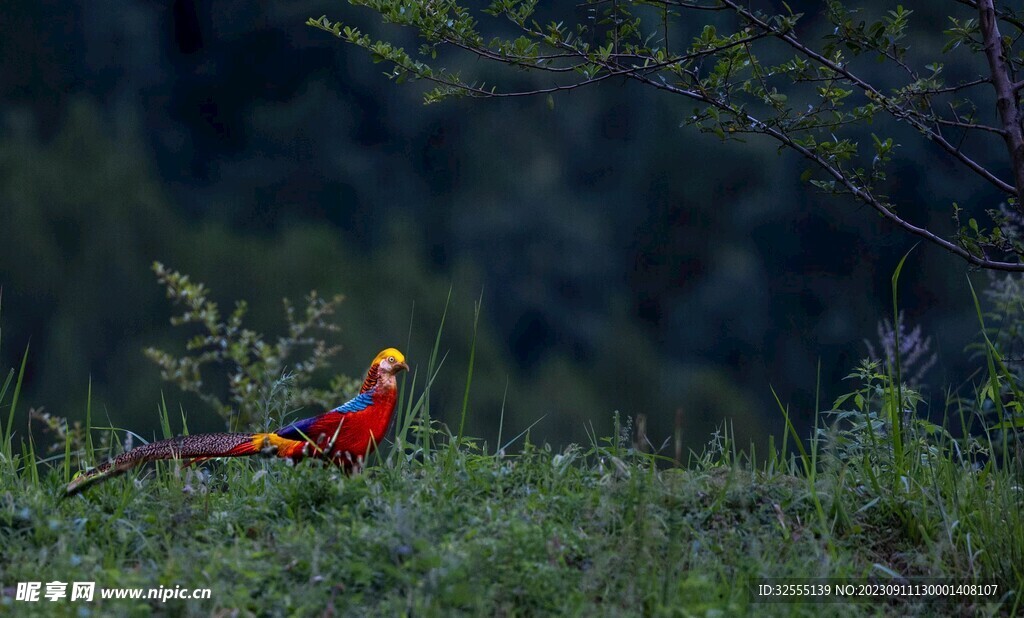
<box><xmin>917</xmin><ymin>77</ymin><xmax>990</xmax><ymax>95</ymax></box>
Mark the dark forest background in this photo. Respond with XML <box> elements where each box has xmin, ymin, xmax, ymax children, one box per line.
<box><xmin>0</xmin><ymin>0</ymin><xmax>1005</xmax><ymax>451</ymax></box>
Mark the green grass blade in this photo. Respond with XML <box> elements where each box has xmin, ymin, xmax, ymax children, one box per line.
<box><xmin>966</xmin><ymin>275</ymin><xmax>1024</xmax><ymax>462</ymax></box>
<box><xmin>63</xmin><ymin>420</ymin><xmax>72</xmax><ymax>484</ymax></box>
<box><xmin>159</xmin><ymin>392</ymin><xmax>173</xmax><ymax>440</ymax></box>
<box><xmin>85</xmin><ymin>376</ymin><xmax>95</xmax><ymax>465</ymax></box>
<box><xmin>769</xmin><ymin>385</ymin><xmax>809</xmax><ymax>475</ymax></box>
<box><xmin>888</xmin><ymin>246</ymin><xmax>916</xmax><ymax>469</ymax></box>
<box><xmin>456</xmin><ymin>293</ymin><xmax>482</xmax><ymax>445</ymax></box>
<box><xmin>4</xmin><ymin>343</ymin><xmax>30</xmax><ymax>456</ymax></box>
<box><xmin>495</xmin><ymin>378</ymin><xmax>509</xmax><ymax>454</ymax></box>
<box><xmin>422</xmin><ymin>286</ymin><xmax>452</xmax><ymax>455</ymax></box>
<box><xmin>500</xmin><ymin>415</ymin><xmax>547</xmax><ymax>453</ymax></box>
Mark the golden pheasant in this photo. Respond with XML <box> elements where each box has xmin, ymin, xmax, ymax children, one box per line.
<box><xmin>66</xmin><ymin>348</ymin><xmax>408</xmax><ymax>496</ymax></box>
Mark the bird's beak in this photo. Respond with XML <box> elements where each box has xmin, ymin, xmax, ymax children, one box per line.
<box><xmin>396</xmin><ymin>361</ymin><xmax>410</xmax><ymax>374</ymax></box>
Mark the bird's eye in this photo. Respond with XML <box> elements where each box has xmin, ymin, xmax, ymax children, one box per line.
<box><xmin>388</xmin><ymin>356</ymin><xmax>396</xmax><ymax>363</ymax></box>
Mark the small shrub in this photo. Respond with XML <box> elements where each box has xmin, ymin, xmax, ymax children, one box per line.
<box><xmin>144</xmin><ymin>262</ymin><xmax>359</xmax><ymax>430</ymax></box>
<box><xmin>821</xmin><ymin>359</ymin><xmax>943</xmax><ymax>472</ymax></box>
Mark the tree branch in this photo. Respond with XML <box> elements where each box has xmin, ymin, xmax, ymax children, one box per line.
<box><xmin>319</xmin><ymin>2</ymin><xmax>1024</xmax><ymax>271</ymax></box>
<box><xmin>978</xmin><ymin>0</ymin><xmax>1024</xmax><ymax>204</ymax></box>
<box><xmin>929</xmin><ymin>115</ymin><xmax>1005</xmax><ymax>136</ymax></box>
<box><xmin>954</xmin><ymin>0</ymin><xmax>1024</xmax><ymax>32</ymax></box>
<box><xmin>720</xmin><ymin>0</ymin><xmax>1018</xmax><ymax>197</ymax></box>
<box><xmin>917</xmin><ymin>77</ymin><xmax>990</xmax><ymax>94</ymax></box>
<box><xmin>624</xmin><ymin>72</ymin><xmax>1024</xmax><ymax>271</ymax></box>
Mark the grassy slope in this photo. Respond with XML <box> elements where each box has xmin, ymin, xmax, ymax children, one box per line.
<box><xmin>1</xmin><ymin>281</ymin><xmax>1022</xmax><ymax>616</ymax></box>
<box><xmin>0</xmin><ymin>425</ymin><xmax>1021</xmax><ymax>617</ymax></box>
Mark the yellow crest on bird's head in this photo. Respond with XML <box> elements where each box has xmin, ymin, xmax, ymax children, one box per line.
<box><xmin>360</xmin><ymin>348</ymin><xmax>408</xmax><ymax>392</ymax></box>
<box><xmin>372</xmin><ymin>348</ymin><xmax>406</xmax><ymax>365</ymax></box>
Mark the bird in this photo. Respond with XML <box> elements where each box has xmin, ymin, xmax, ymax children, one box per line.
<box><xmin>65</xmin><ymin>348</ymin><xmax>409</xmax><ymax>496</ymax></box>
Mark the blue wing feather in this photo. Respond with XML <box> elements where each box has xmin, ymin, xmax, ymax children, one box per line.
<box><xmin>335</xmin><ymin>391</ymin><xmax>375</xmax><ymax>412</ymax></box>
<box><xmin>275</xmin><ymin>390</ymin><xmax>375</xmax><ymax>440</ymax></box>
<box><xmin>275</xmin><ymin>415</ymin><xmax>320</xmax><ymax>441</ymax></box>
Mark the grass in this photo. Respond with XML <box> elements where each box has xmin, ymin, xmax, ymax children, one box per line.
<box><xmin>1</xmin><ymin>380</ymin><xmax>1021</xmax><ymax>615</ymax></box>
<box><xmin>1</xmin><ymin>283</ymin><xmax>1023</xmax><ymax>616</ymax></box>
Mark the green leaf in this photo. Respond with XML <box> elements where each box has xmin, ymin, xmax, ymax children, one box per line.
<box><xmin>990</xmin><ymin>415</ymin><xmax>1024</xmax><ymax>430</ymax></box>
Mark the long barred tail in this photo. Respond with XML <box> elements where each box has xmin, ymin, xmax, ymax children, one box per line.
<box><xmin>65</xmin><ymin>432</ymin><xmax>258</xmax><ymax>497</ymax></box>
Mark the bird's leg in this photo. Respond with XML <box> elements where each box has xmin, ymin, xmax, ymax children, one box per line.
<box><xmin>330</xmin><ymin>449</ymin><xmax>349</xmax><ymax>468</ymax></box>
<box><xmin>327</xmin><ymin>450</ymin><xmax>360</xmax><ymax>475</ymax></box>
<box><xmin>323</xmin><ymin>417</ymin><xmax>346</xmax><ymax>459</ymax></box>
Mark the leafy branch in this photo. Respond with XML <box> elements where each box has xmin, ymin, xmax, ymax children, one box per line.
<box><xmin>144</xmin><ymin>262</ymin><xmax>359</xmax><ymax>430</ymax></box>
<box><xmin>310</xmin><ymin>0</ymin><xmax>1024</xmax><ymax>270</ymax></box>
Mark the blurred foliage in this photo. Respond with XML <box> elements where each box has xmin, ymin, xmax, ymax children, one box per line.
<box><xmin>984</xmin><ymin>271</ymin><xmax>1024</xmax><ymax>371</ymax></box>
<box><xmin>972</xmin><ymin>271</ymin><xmax>1024</xmax><ymax>437</ymax></box>
<box><xmin>0</xmin><ymin>98</ymin><xmax>768</xmax><ymax>449</ymax></box>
